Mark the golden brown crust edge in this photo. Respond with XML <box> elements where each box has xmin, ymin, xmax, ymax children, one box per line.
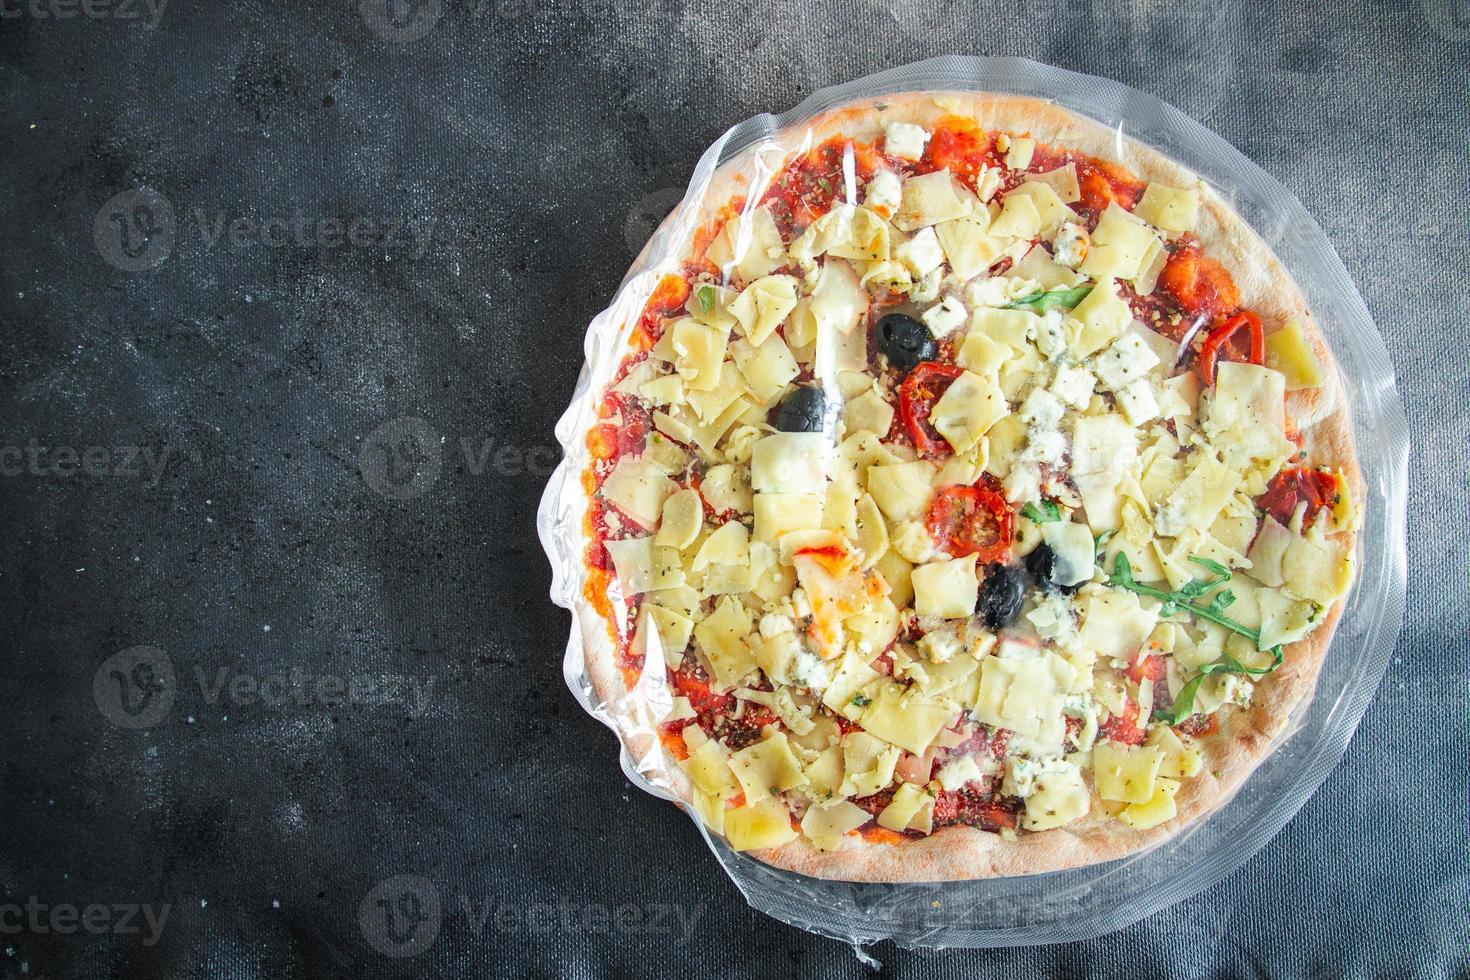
<box><xmin>569</xmin><ymin>91</ymin><xmax>1362</xmax><ymax>882</ymax></box>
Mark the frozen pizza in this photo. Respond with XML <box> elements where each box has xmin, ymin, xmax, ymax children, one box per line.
<box><xmin>572</xmin><ymin>93</ymin><xmax>1361</xmax><ymax>881</ymax></box>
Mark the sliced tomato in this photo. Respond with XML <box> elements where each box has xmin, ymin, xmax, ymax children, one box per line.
<box><xmin>1126</xmin><ymin>653</ymin><xmax>1169</xmax><ymax>685</ymax></box>
<box><xmin>1259</xmin><ymin>466</ymin><xmax>1339</xmax><ymax>527</ymax></box>
<box><xmin>897</xmin><ymin>361</ymin><xmax>964</xmax><ymax>457</ymax></box>
<box><xmin>926</xmin><ymin>484</ymin><xmax>1013</xmax><ymax>564</ymax></box>
<box><xmin>1098</xmin><ymin>699</ymin><xmax>1147</xmax><ymax>745</ymax></box>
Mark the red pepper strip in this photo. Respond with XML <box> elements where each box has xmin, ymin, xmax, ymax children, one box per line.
<box><xmin>1197</xmin><ymin>310</ymin><xmax>1265</xmax><ymax>387</ymax></box>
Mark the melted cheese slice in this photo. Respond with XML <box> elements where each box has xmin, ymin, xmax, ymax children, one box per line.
<box><xmin>729</xmin><ymin>730</ymin><xmax>809</xmax><ymax>803</ymax></box>
<box><xmin>972</xmin><ymin>644</ymin><xmax>1076</xmax><ymax>737</ymax></box>
<box><xmin>911</xmin><ymin>555</ymin><xmax>979</xmax><ymax>620</ymax></box>
<box><xmin>893</xmin><ymin>170</ymin><xmax>975</xmax><ymax>230</ymax></box>
<box><xmin>1134</xmin><ymin>182</ymin><xmax>1200</xmax><ymax>234</ymax></box>
<box><xmin>1020</xmin><ymin>764</ymin><xmax>1090</xmax><ymax>831</ymax></box>
<box><xmin>751</xmin><ymin>433</ymin><xmax>829</xmax><ymax>494</ymax></box>
<box><xmin>1092</xmin><ymin>740</ymin><xmax>1165</xmax><ymax>804</ymax></box>
<box><xmin>929</xmin><ymin>369</ymin><xmax>1007</xmax><ymax>454</ymax></box>
<box><xmin>1155</xmin><ymin>457</ymin><xmax>1240</xmax><ymax>538</ymax></box>
<box><xmin>800</xmin><ymin>801</ymin><xmax>871</xmax><ymax>850</ymax></box>
<box><xmin>729</xmin><ymin>274</ymin><xmax>798</xmax><ymax>346</ymax></box>
<box><xmin>605</xmin><ymin>536</ymin><xmax>685</xmax><ymax>594</ymax></box>
<box><xmin>705</xmin><ymin>205</ymin><xmax>785</xmax><ymax>283</ymax></box>
<box><xmin>859</xmin><ymin>681</ymin><xmax>957</xmax><ymax>755</ymax></box>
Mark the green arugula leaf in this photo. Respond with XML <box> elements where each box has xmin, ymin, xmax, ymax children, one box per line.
<box><xmin>1021</xmin><ymin>499</ymin><xmax>1062</xmax><ymax>523</ymax></box>
<box><xmin>1108</xmin><ymin>553</ymin><xmax>1287</xmax><ymax>725</ymax></box>
<box><xmin>1154</xmin><ymin>647</ymin><xmax>1284</xmax><ymax>725</ymax></box>
<box><xmin>696</xmin><ymin>285</ymin><xmax>716</xmax><ymax>313</ymax></box>
<box><xmin>1006</xmin><ymin>284</ymin><xmax>1093</xmax><ymax>313</ymax></box>
<box><xmin>1109</xmin><ymin>553</ymin><xmax>1260</xmax><ymax>643</ymax></box>
<box><xmin>1093</xmin><ymin>529</ymin><xmax>1116</xmax><ymax>559</ymax></box>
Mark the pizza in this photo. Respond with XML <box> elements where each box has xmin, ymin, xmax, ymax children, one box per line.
<box><xmin>570</xmin><ymin>93</ymin><xmax>1361</xmax><ymax>882</ymax></box>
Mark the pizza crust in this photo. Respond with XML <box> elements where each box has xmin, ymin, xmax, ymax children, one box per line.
<box><xmin>568</xmin><ymin>92</ymin><xmax>1361</xmax><ymax>882</ymax></box>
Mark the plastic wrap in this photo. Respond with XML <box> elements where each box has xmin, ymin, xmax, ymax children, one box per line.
<box><xmin>537</xmin><ymin>56</ymin><xmax>1408</xmax><ymax>949</ymax></box>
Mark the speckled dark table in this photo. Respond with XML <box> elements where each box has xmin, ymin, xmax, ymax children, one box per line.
<box><xmin>1</xmin><ymin>1</ymin><xmax>1465</xmax><ymax>977</ymax></box>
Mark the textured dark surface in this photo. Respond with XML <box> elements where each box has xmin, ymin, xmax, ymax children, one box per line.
<box><xmin>0</xmin><ymin>1</ymin><xmax>1465</xmax><ymax>977</ymax></box>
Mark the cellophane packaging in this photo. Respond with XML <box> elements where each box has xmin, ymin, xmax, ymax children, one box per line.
<box><xmin>537</xmin><ymin>55</ymin><xmax>1409</xmax><ymax>951</ymax></box>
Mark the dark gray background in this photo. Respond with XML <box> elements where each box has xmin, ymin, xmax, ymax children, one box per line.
<box><xmin>0</xmin><ymin>0</ymin><xmax>1464</xmax><ymax>977</ymax></box>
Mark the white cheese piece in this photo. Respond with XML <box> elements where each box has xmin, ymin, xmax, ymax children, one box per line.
<box><xmin>972</xmin><ymin>645</ymin><xmax>1075</xmax><ymax>739</ymax></box>
<box><xmin>752</xmin><ymin>492</ymin><xmax>825</xmax><ymax>545</ymax></box>
<box><xmin>1256</xmin><ymin>588</ymin><xmax>1318</xmax><ymax>651</ymax></box>
<box><xmin>935</xmin><ymin>217</ymin><xmax>1004</xmax><ymax>280</ymax></box>
<box><xmin>1114</xmin><ymin>378</ymin><xmax>1161</xmax><ymax>425</ymax></box>
<box><xmin>1155</xmin><ymin>457</ymin><xmax>1240</xmax><ymax>538</ymax></box>
<box><xmin>693</xmin><ymin>595</ymin><xmax>756</xmax><ymax>690</ymax></box>
<box><xmin>929</xmin><ymin>370</ymin><xmax>1007</xmax><ymax>454</ymax></box>
<box><xmin>1006</xmin><ymin>181</ymin><xmax>1078</xmax><ymax>236</ymax></box>
<box><xmin>1041</xmin><ymin>521</ymin><xmax>1096</xmax><ymax>587</ymax></box>
<box><xmin>808</xmin><ymin>257</ymin><xmax>869</xmax><ymax>339</ymax></box>
<box><xmin>845</xmin><ymin>388</ymin><xmax>895</xmax><ymax>441</ymax></box>
<box><xmin>1092</xmin><ymin>740</ymin><xmax>1165</xmax><ymax>804</ymax></box>
<box><xmin>921</xmin><ymin>295</ymin><xmax>968</xmax><ymax>337</ymax></box>
<box><xmin>895</xmin><ymin>227</ymin><xmax>947</xmax><ymax>277</ymax></box>
<box><xmin>751</xmin><ymin>432</ymin><xmax>830</xmax><ymax>494</ymax></box>
<box><xmin>866</xmin><ymin>460</ymin><xmax>938</xmax><ymax>522</ymax></box>
<box><xmin>1004</xmin><ymin>136</ymin><xmax>1035</xmax><ymax>169</ymax></box>
<box><xmin>987</xmin><ymin>192</ymin><xmax>1042</xmax><ymax>240</ymax></box>
<box><xmin>1070</xmin><ymin>414</ymin><xmax>1138</xmax><ymax>532</ymax></box>
<box><xmin>1029</xmin><ymin>162</ymin><xmax>1080</xmax><ymax>202</ymax></box>
<box><xmin>861</xmin><ymin>683</ymin><xmax>957</xmax><ymax>755</ymax></box>
<box><xmin>864</xmin><ymin>169</ymin><xmax>903</xmax><ymax>217</ymax></box>
<box><xmin>911</xmin><ymin>555</ymin><xmax>980</xmax><ymax>620</ymax></box>
<box><xmin>1117</xmin><ymin>775</ymin><xmax>1181</xmax><ymax>829</ymax></box>
<box><xmin>728</xmin><ymin>731</ymin><xmax>808</xmax><ymax>803</ymax></box>
<box><xmin>800</xmin><ymin>801</ymin><xmax>871</xmax><ymax>850</ymax></box>
<box><xmin>728</xmin><ymin>274</ymin><xmax>799</xmax><ymax>346</ymax></box>
<box><xmin>704</xmin><ymin>205</ymin><xmax>785</xmax><ymax>283</ymax></box>
<box><xmin>654</xmin><ymin>488</ymin><xmax>703</xmax><ymax>549</ymax></box>
<box><xmin>894</xmin><ymin>171</ymin><xmax>975</xmax><ymax>231</ymax></box>
<box><xmin>1021</xmin><ymin>763</ymin><xmax>1090</xmax><ymax>830</ymax></box>
<box><xmin>724</xmin><ymin>797</ymin><xmax>799</xmax><ymax>851</ymax></box>
<box><xmin>1077</xmin><ymin>590</ymin><xmax>1158</xmax><ymax>661</ymax></box>
<box><xmin>1093</xmin><ymin>332</ymin><xmax>1161</xmax><ymax>391</ymax></box>
<box><xmin>729</xmin><ymin>333</ymin><xmax>799</xmax><ymax>405</ymax></box>
<box><xmin>884</xmin><ymin>121</ymin><xmax>929</xmax><ymax>161</ymax></box>
<box><xmin>669</xmin><ymin>317</ymin><xmax>728</xmax><ymax>392</ymax></box>
<box><xmin>1081</xmin><ymin>203</ymin><xmax>1160</xmax><ymax>280</ymax></box>
<box><xmin>601</xmin><ymin>454</ymin><xmax>679</xmax><ymax>529</ymax></box>
<box><xmin>935</xmin><ymin>753</ymin><xmax>988</xmax><ymax>791</ymax></box>
<box><xmin>1065</xmin><ymin>277</ymin><xmax>1132</xmax><ymax>359</ymax></box>
<box><xmin>1050</xmin><ymin>365</ymin><xmax>1096</xmax><ymax>408</ymax></box>
<box><xmin>631</xmin><ymin>603</ymin><xmax>694</xmax><ymax>668</ymax></box>
<box><xmin>956</xmin><ymin>328</ymin><xmax>1010</xmax><ymax>377</ymax></box>
<box><xmin>691</xmin><ymin>519</ymin><xmax>750</xmax><ymax>571</ymax></box>
<box><xmin>1134</xmin><ymin>182</ymin><xmax>1200</xmax><ymax>234</ymax></box>
<box><xmin>605</xmin><ymin>536</ymin><xmax>685</xmax><ymax>594</ymax></box>
<box><xmin>1282</xmin><ymin>530</ymin><xmax>1353</xmax><ymax>606</ymax></box>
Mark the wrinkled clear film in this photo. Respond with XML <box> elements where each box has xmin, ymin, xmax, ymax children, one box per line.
<box><xmin>538</xmin><ymin>55</ymin><xmax>1409</xmax><ymax>950</ymax></box>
